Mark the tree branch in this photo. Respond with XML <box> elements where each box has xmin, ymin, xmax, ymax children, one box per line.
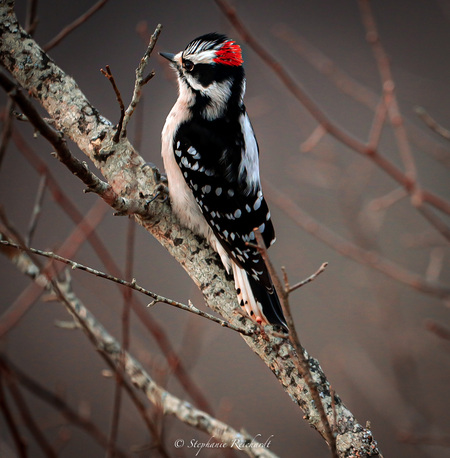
<box><xmin>0</xmin><ymin>3</ymin><xmax>382</xmax><ymax>455</ymax></box>
<box><xmin>0</xmin><ymin>231</ymin><xmax>279</xmax><ymax>458</ymax></box>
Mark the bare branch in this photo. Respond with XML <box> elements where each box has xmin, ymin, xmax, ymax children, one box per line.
<box><xmin>425</xmin><ymin>319</ymin><xmax>450</xmax><ymax>342</ymax></box>
<box><xmin>273</xmin><ymin>23</ymin><xmax>450</xmax><ymax>169</ymax></box>
<box><xmin>107</xmin><ymin>218</ymin><xmax>135</xmax><ymax>456</ymax></box>
<box><xmin>100</xmin><ymin>65</ymin><xmax>125</xmax><ymax>143</ymax></box>
<box><xmin>358</xmin><ymin>0</ymin><xmax>418</xmax><ymax>184</ymax></box>
<box><xmin>415</xmin><ymin>106</ymin><xmax>450</xmax><ymax>142</ymax></box>
<box><xmin>263</xmin><ymin>178</ymin><xmax>450</xmax><ymax>301</ymax></box>
<box><xmin>0</xmin><ymin>6</ymin><xmax>382</xmax><ymax>455</ymax></box>
<box><xmin>0</xmin><ymin>72</ymin><xmax>150</xmax><ymax>217</ymax></box>
<box><xmin>252</xmin><ymin>230</ymin><xmax>338</xmax><ymax>458</ymax></box>
<box><xmin>215</xmin><ymin>0</ymin><xmax>450</xmax><ymax>217</ymax></box>
<box><xmin>1</xmin><ymin>235</ymin><xmax>279</xmax><ymax>458</ymax></box>
<box><xmin>43</xmin><ymin>0</ymin><xmax>109</xmax><ymax>52</ymax></box>
<box><xmin>0</xmin><ymin>239</ymin><xmax>253</xmax><ymax>336</ymax></box>
<box><xmin>24</xmin><ymin>0</ymin><xmax>38</xmax><ymax>34</ymax></box>
<box><xmin>25</xmin><ymin>174</ymin><xmax>47</xmax><ymax>247</ymax></box>
<box><xmin>121</xmin><ymin>24</ymin><xmax>162</xmax><ymax>135</ymax></box>
<box><xmin>0</xmin><ymin>98</ymin><xmax>14</xmax><ymax>169</ymax></box>
<box><xmin>8</xmin><ymin>128</ymin><xmax>214</xmax><ymax>415</ymax></box>
<box><xmin>286</xmin><ymin>262</ymin><xmax>328</xmax><ymax>294</ymax></box>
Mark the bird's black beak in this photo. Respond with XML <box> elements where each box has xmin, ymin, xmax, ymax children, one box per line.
<box><xmin>159</xmin><ymin>52</ymin><xmax>175</xmax><ymax>62</ymax></box>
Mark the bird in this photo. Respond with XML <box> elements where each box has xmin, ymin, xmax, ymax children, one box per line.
<box><xmin>160</xmin><ymin>33</ymin><xmax>287</xmax><ymax>330</ymax></box>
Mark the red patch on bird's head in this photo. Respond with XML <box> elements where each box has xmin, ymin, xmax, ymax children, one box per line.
<box><xmin>213</xmin><ymin>40</ymin><xmax>243</xmax><ymax>66</ymax></box>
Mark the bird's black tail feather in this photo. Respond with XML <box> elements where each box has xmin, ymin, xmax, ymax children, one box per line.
<box><xmin>248</xmin><ymin>273</ymin><xmax>288</xmax><ymax>331</ymax></box>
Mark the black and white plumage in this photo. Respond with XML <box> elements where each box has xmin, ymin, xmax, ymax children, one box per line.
<box><xmin>160</xmin><ymin>33</ymin><xmax>287</xmax><ymax>330</ymax></box>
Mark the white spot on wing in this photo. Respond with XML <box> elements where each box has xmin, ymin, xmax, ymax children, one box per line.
<box><xmin>239</xmin><ymin>113</ymin><xmax>260</xmax><ymax>194</ymax></box>
<box><xmin>253</xmin><ymin>195</ymin><xmax>262</xmax><ymax>210</ymax></box>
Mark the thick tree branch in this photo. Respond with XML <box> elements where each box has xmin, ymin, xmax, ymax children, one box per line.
<box><xmin>0</xmin><ymin>2</ymin><xmax>382</xmax><ymax>456</ymax></box>
<box><xmin>0</xmin><ymin>231</ymin><xmax>279</xmax><ymax>458</ymax></box>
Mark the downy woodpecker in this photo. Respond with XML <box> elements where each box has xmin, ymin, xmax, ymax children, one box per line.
<box><xmin>160</xmin><ymin>33</ymin><xmax>287</xmax><ymax>330</ymax></box>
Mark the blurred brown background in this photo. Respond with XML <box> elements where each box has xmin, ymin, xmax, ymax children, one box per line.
<box><xmin>1</xmin><ymin>0</ymin><xmax>450</xmax><ymax>456</ymax></box>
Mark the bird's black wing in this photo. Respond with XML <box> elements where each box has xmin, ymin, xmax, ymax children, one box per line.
<box><xmin>173</xmin><ymin>114</ymin><xmax>275</xmax><ymax>288</ymax></box>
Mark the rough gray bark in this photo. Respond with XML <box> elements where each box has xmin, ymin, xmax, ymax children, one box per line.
<box><xmin>0</xmin><ymin>1</ymin><xmax>382</xmax><ymax>456</ymax></box>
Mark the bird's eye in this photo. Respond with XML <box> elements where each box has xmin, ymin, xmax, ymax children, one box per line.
<box><xmin>183</xmin><ymin>60</ymin><xmax>194</xmax><ymax>72</ymax></box>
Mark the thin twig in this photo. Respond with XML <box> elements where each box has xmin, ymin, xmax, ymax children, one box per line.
<box><xmin>0</xmin><ymin>72</ymin><xmax>149</xmax><ymax>217</ymax></box>
<box><xmin>424</xmin><ymin>319</ymin><xmax>450</xmax><ymax>341</ymax></box>
<box><xmin>107</xmin><ymin>218</ymin><xmax>136</xmax><ymax>456</ymax></box>
<box><xmin>286</xmin><ymin>262</ymin><xmax>328</xmax><ymax>294</ymax></box>
<box><xmin>0</xmin><ymin>98</ymin><xmax>14</xmax><ymax>170</ymax></box>
<box><xmin>367</xmin><ymin>187</ymin><xmax>407</xmax><ymax>212</ymax></box>
<box><xmin>26</xmin><ymin>174</ymin><xmax>47</xmax><ymax>246</ymax></box>
<box><xmin>100</xmin><ymin>65</ymin><xmax>125</xmax><ymax>143</ymax></box>
<box><xmin>121</xmin><ymin>24</ymin><xmax>162</xmax><ymax>136</ymax></box>
<box><xmin>25</xmin><ymin>0</ymin><xmax>39</xmax><ymax>34</ymax></box>
<box><xmin>43</xmin><ymin>0</ymin><xmax>109</xmax><ymax>52</ymax></box>
<box><xmin>300</xmin><ymin>124</ymin><xmax>326</xmax><ymax>153</ymax></box>
<box><xmin>415</xmin><ymin>106</ymin><xmax>450</xmax><ymax>141</ymax></box>
<box><xmin>358</xmin><ymin>0</ymin><xmax>418</xmax><ymax>185</ymax></box>
<box><xmin>367</xmin><ymin>98</ymin><xmax>388</xmax><ymax>151</ymax></box>
<box><xmin>0</xmin><ymin>240</ymin><xmax>253</xmax><ymax>336</ymax></box>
